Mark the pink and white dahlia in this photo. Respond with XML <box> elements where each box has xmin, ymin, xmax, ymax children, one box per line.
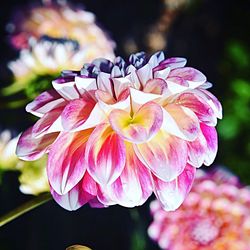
<box><xmin>16</xmin><ymin>51</ymin><xmax>222</xmax><ymax>211</ymax></box>
<box><xmin>148</xmin><ymin>169</ymin><xmax>250</xmax><ymax>250</ymax></box>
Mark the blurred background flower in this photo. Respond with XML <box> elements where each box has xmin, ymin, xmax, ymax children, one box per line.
<box><xmin>148</xmin><ymin>168</ymin><xmax>250</xmax><ymax>250</ymax></box>
<box><xmin>0</xmin><ymin>131</ymin><xmax>49</xmax><ymax>195</ymax></box>
<box><xmin>2</xmin><ymin>1</ymin><xmax>115</xmax><ymax>107</ymax></box>
<box><xmin>4</xmin><ymin>36</ymin><xmax>113</xmax><ymax>100</ymax></box>
<box><xmin>7</xmin><ymin>2</ymin><xmax>115</xmax><ymax>52</ymax></box>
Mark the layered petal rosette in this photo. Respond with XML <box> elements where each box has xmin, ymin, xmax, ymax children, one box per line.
<box><xmin>148</xmin><ymin>168</ymin><xmax>250</xmax><ymax>250</ymax></box>
<box><xmin>16</xmin><ymin>51</ymin><xmax>222</xmax><ymax>211</ymax></box>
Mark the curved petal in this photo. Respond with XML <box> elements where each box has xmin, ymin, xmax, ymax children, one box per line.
<box><xmin>134</xmin><ymin>130</ymin><xmax>188</xmax><ymax>182</ymax></box>
<box><xmin>88</xmin><ymin>197</ymin><xmax>107</xmax><ymax>208</ymax></box>
<box><xmin>187</xmin><ymin>128</ymin><xmax>207</xmax><ymax>168</ymax></box>
<box><xmin>168</xmin><ymin>67</ymin><xmax>206</xmax><ymax>88</ymax></box>
<box><xmin>137</xmin><ymin>63</ymin><xmax>153</xmax><ymax>86</ymax></box>
<box><xmin>157</xmin><ymin>57</ymin><xmax>187</xmax><ymax>70</ymax></box>
<box><xmin>113</xmin><ymin>77</ymin><xmax>131</xmax><ymax>99</ymax></box>
<box><xmin>32</xmin><ymin>106</ymin><xmax>64</xmax><ymax>137</ymax></box>
<box><xmin>86</xmin><ymin>123</ymin><xmax>126</xmax><ymax>186</ymax></box>
<box><xmin>148</xmin><ymin>51</ymin><xmax>165</xmax><ymax>68</ymax></box>
<box><xmin>52</xmin><ymin>78</ymin><xmax>80</xmax><ymax>100</ymax></box>
<box><xmin>143</xmin><ymin>78</ymin><xmax>168</xmax><ymax>95</ymax></box>
<box><xmin>50</xmin><ymin>172</ymin><xmax>96</xmax><ymax>211</ymax></box>
<box><xmin>75</xmin><ymin>76</ymin><xmax>97</xmax><ymax>95</ymax></box>
<box><xmin>175</xmin><ymin>92</ymin><xmax>217</xmax><ymax>126</ymax></box>
<box><xmin>200</xmin><ymin>123</ymin><xmax>218</xmax><ymax>166</ymax></box>
<box><xmin>16</xmin><ymin>127</ymin><xmax>58</xmax><ymax>160</ymax></box>
<box><xmin>61</xmin><ymin>95</ymin><xmax>96</xmax><ymax>131</ymax></box>
<box><xmin>96</xmin><ymin>185</ymin><xmax>116</xmax><ymax>206</ymax></box>
<box><xmin>198</xmin><ymin>88</ymin><xmax>223</xmax><ymax>119</ymax></box>
<box><xmin>162</xmin><ymin>104</ymin><xmax>199</xmax><ymax>141</ymax></box>
<box><xmin>153</xmin><ymin>163</ymin><xmax>196</xmax><ymax>211</ymax></box>
<box><xmin>166</xmin><ymin>76</ymin><xmax>189</xmax><ymax>94</ymax></box>
<box><xmin>26</xmin><ymin>89</ymin><xmax>66</xmax><ymax>118</ymax></box>
<box><xmin>97</xmin><ymin>72</ymin><xmax>113</xmax><ymax>97</ymax></box>
<box><xmin>109</xmin><ymin>102</ymin><xmax>163</xmax><ymax>144</ymax></box>
<box><xmin>96</xmin><ymin>89</ymin><xmax>131</xmax><ymax>115</ymax></box>
<box><xmin>103</xmin><ymin>143</ymin><xmax>153</xmax><ymax>207</ymax></box>
<box><xmin>153</xmin><ymin>67</ymin><xmax>170</xmax><ymax>80</ymax></box>
<box><xmin>129</xmin><ymin>87</ymin><xmax>161</xmax><ymax>111</ymax></box>
<box><xmin>200</xmin><ymin>81</ymin><xmax>213</xmax><ymax>89</ymax></box>
<box><xmin>47</xmin><ymin>129</ymin><xmax>92</xmax><ymax>195</ymax></box>
<box><xmin>126</xmin><ymin>65</ymin><xmax>141</xmax><ymax>89</ymax></box>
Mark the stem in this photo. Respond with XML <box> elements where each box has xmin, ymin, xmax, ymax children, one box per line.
<box><xmin>0</xmin><ymin>192</ymin><xmax>52</xmax><ymax>227</ymax></box>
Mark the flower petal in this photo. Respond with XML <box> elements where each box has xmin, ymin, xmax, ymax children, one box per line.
<box><xmin>153</xmin><ymin>67</ymin><xmax>170</xmax><ymax>80</ymax></box>
<box><xmin>162</xmin><ymin>104</ymin><xmax>199</xmax><ymax>141</ymax></box>
<box><xmin>129</xmin><ymin>87</ymin><xmax>161</xmax><ymax>109</ymax></box>
<box><xmin>168</xmin><ymin>67</ymin><xmax>206</xmax><ymax>88</ymax></box>
<box><xmin>47</xmin><ymin>129</ymin><xmax>92</xmax><ymax>195</ymax></box>
<box><xmin>187</xmin><ymin>129</ymin><xmax>207</xmax><ymax>168</ymax></box>
<box><xmin>86</xmin><ymin>123</ymin><xmax>126</xmax><ymax>185</ymax></box>
<box><xmin>200</xmin><ymin>81</ymin><xmax>213</xmax><ymax>89</ymax></box>
<box><xmin>50</xmin><ymin>172</ymin><xmax>96</xmax><ymax>211</ymax></box>
<box><xmin>75</xmin><ymin>76</ymin><xmax>97</xmax><ymax>95</ymax></box>
<box><xmin>148</xmin><ymin>51</ymin><xmax>165</xmax><ymax>68</ymax></box>
<box><xmin>16</xmin><ymin>127</ymin><xmax>58</xmax><ymax>160</ymax></box>
<box><xmin>200</xmin><ymin>123</ymin><xmax>218</xmax><ymax>166</ymax></box>
<box><xmin>134</xmin><ymin>130</ymin><xmax>188</xmax><ymax>182</ymax></box>
<box><xmin>137</xmin><ymin>63</ymin><xmax>153</xmax><ymax>86</ymax></box>
<box><xmin>97</xmin><ymin>72</ymin><xmax>113</xmax><ymax>96</ymax></box>
<box><xmin>113</xmin><ymin>77</ymin><xmax>131</xmax><ymax>98</ymax></box>
<box><xmin>61</xmin><ymin>95</ymin><xmax>96</xmax><ymax>131</ymax></box>
<box><xmin>52</xmin><ymin>78</ymin><xmax>80</xmax><ymax>100</ymax></box>
<box><xmin>26</xmin><ymin>89</ymin><xmax>66</xmax><ymax>118</ymax></box>
<box><xmin>109</xmin><ymin>101</ymin><xmax>163</xmax><ymax>143</ymax></box>
<box><xmin>126</xmin><ymin>65</ymin><xmax>141</xmax><ymax>89</ymax></box>
<box><xmin>175</xmin><ymin>92</ymin><xmax>217</xmax><ymax>126</ymax></box>
<box><xmin>153</xmin><ymin>164</ymin><xmax>196</xmax><ymax>211</ymax></box>
<box><xmin>198</xmin><ymin>88</ymin><xmax>222</xmax><ymax>119</ymax></box>
<box><xmin>96</xmin><ymin>89</ymin><xmax>131</xmax><ymax>114</ymax></box>
<box><xmin>166</xmin><ymin>76</ymin><xmax>189</xmax><ymax>94</ymax></box>
<box><xmin>32</xmin><ymin>106</ymin><xmax>64</xmax><ymax>137</ymax></box>
<box><xmin>102</xmin><ymin>143</ymin><xmax>153</xmax><ymax>207</ymax></box>
<box><xmin>143</xmin><ymin>78</ymin><xmax>168</xmax><ymax>95</ymax></box>
<box><xmin>158</xmin><ymin>57</ymin><xmax>187</xmax><ymax>70</ymax></box>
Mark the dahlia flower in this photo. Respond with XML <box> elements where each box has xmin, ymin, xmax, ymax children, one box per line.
<box><xmin>5</xmin><ymin>36</ymin><xmax>114</xmax><ymax>98</ymax></box>
<box><xmin>8</xmin><ymin>2</ymin><xmax>115</xmax><ymax>52</ymax></box>
<box><xmin>0</xmin><ymin>131</ymin><xmax>49</xmax><ymax>195</ymax></box>
<box><xmin>148</xmin><ymin>169</ymin><xmax>250</xmax><ymax>250</ymax></box>
<box><xmin>16</xmin><ymin>51</ymin><xmax>222</xmax><ymax>211</ymax></box>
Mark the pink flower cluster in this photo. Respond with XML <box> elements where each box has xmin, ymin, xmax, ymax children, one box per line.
<box><xmin>148</xmin><ymin>169</ymin><xmax>250</xmax><ymax>250</ymax></box>
<box><xmin>16</xmin><ymin>51</ymin><xmax>222</xmax><ymax>210</ymax></box>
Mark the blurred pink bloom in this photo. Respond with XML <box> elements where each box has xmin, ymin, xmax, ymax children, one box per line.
<box><xmin>16</xmin><ymin>51</ymin><xmax>222</xmax><ymax>211</ymax></box>
<box><xmin>148</xmin><ymin>168</ymin><xmax>250</xmax><ymax>250</ymax></box>
<box><xmin>8</xmin><ymin>2</ymin><xmax>115</xmax><ymax>53</ymax></box>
